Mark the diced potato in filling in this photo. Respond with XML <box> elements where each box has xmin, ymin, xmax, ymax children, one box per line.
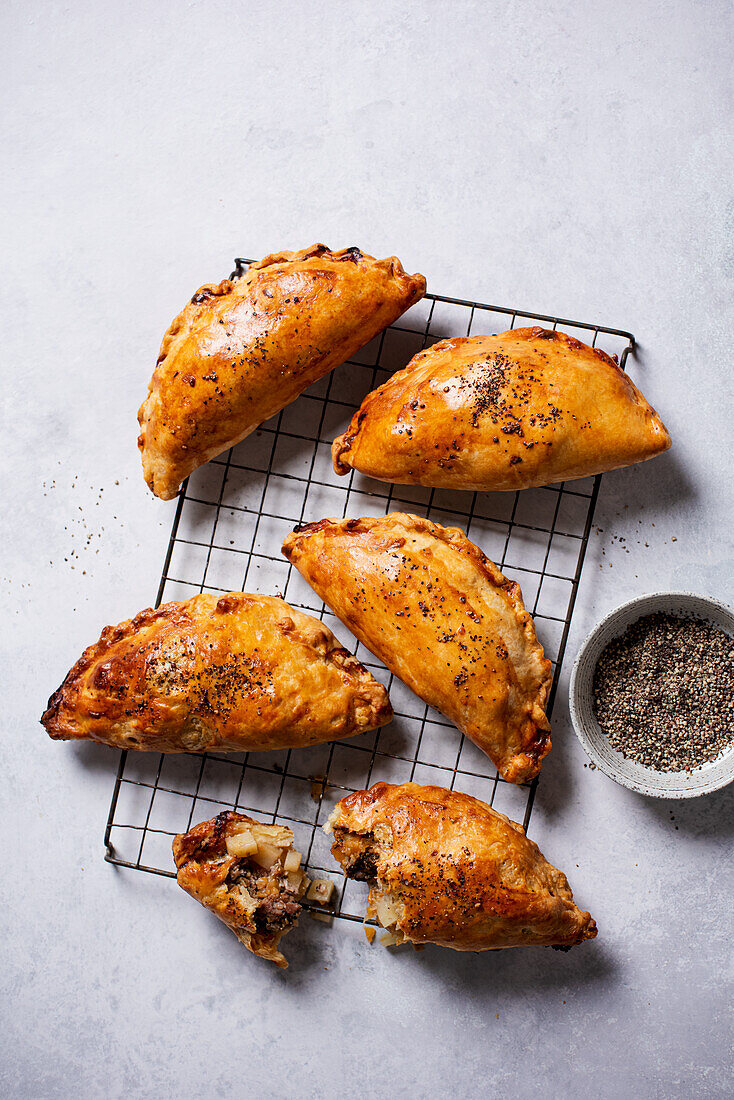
<box><xmin>225</xmin><ymin>823</ymin><xmax>309</xmax><ymax>934</ymax></box>
<box><xmin>173</xmin><ymin>812</ymin><xmax>311</xmax><ymax>968</ymax></box>
<box><xmin>225</xmin><ymin>831</ymin><xmax>258</xmax><ymax>858</ymax></box>
<box><xmin>328</xmin><ymin>825</ymin><xmax>405</xmax><ymax>946</ymax></box>
<box><xmin>283</xmin><ymin>849</ymin><xmax>302</xmax><ymax>873</ymax></box>
<box><xmin>306</xmin><ymin>878</ymin><xmax>335</xmax><ymax>905</ymax></box>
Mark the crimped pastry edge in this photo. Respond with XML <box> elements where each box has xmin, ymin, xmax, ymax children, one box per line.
<box><xmin>332</xmin><ymin>327</ymin><xmax>671</xmax><ymax>476</ymax></box>
<box><xmin>326</xmin><ymin>782</ymin><xmax>598</xmax><ymax>949</ymax></box>
<box><xmin>141</xmin><ymin>243</ymin><xmax>419</xmax><ymax>395</ymax></box>
<box><xmin>40</xmin><ymin>591</ymin><xmax>392</xmax><ymax>742</ymax></box>
<box><xmin>282</xmin><ymin>512</ymin><xmax>553</xmax><ymax>781</ymax></box>
<box><xmin>137</xmin><ymin>244</ymin><xmax>426</xmax><ymax>499</ymax></box>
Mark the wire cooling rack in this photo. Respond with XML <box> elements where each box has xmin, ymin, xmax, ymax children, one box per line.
<box><xmin>104</xmin><ymin>261</ymin><xmax>634</xmax><ymax>925</ymax></box>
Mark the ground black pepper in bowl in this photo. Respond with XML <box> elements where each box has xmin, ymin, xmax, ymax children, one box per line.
<box><xmin>592</xmin><ymin>612</ymin><xmax>734</xmax><ymax>771</ymax></box>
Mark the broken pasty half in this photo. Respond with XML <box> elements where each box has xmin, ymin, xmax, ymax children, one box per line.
<box><xmin>332</xmin><ymin>327</ymin><xmax>671</xmax><ymax>490</ymax></box>
<box><xmin>174</xmin><ymin>812</ymin><xmax>310</xmax><ymax>968</ymax></box>
<box><xmin>139</xmin><ymin>244</ymin><xmax>426</xmax><ymax>499</ymax></box>
<box><xmin>41</xmin><ymin>592</ymin><xmax>392</xmax><ymax>752</ymax></box>
<box><xmin>282</xmin><ymin>513</ymin><xmax>552</xmax><ymax>784</ymax></box>
<box><xmin>327</xmin><ymin>783</ymin><xmax>597</xmax><ymax>952</ymax></box>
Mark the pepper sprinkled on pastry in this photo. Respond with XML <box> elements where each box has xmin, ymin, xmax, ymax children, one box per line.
<box><xmin>138</xmin><ymin>244</ymin><xmax>425</xmax><ymax>499</ymax></box>
<box><xmin>41</xmin><ymin>592</ymin><xmax>392</xmax><ymax>753</ymax></box>
<box><xmin>283</xmin><ymin>513</ymin><xmax>552</xmax><ymax>784</ymax></box>
<box><xmin>327</xmin><ymin>783</ymin><xmax>597</xmax><ymax>952</ymax></box>
<box><xmin>331</xmin><ymin>328</ymin><xmax>670</xmax><ymax>490</ymax></box>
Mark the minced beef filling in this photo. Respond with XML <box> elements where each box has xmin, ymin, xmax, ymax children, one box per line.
<box><xmin>347</xmin><ymin>850</ymin><xmax>378</xmax><ymax>881</ymax></box>
<box><xmin>333</xmin><ymin>828</ymin><xmax>378</xmax><ymax>882</ymax></box>
<box><xmin>254</xmin><ymin>895</ymin><xmax>301</xmax><ymax>934</ymax></box>
<box><xmin>228</xmin><ymin>859</ymin><xmax>302</xmax><ymax>933</ymax></box>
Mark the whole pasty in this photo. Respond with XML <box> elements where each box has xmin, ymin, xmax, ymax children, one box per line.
<box><xmin>327</xmin><ymin>783</ymin><xmax>597</xmax><ymax>951</ymax></box>
<box><xmin>139</xmin><ymin>244</ymin><xmax>426</xmax><ymax>499</ymax></box>
<box><xmin>332</xmin><ymin>327</ymin><xmax>671</xmax><ymax>490</ymax></box>
<box><xmin>173</xmin><ymin>812</ymin><xmax>310</xmax><ymax>968</ymax></box>
<box><xmin>282</xmin><ymin>513</ymin><xmax>552</xmax><ymax>784</ymax></box>
<box><xmin>41</xmin><ymin>592</ymin><xmax>392</xmax><ymax>752</ymax></box>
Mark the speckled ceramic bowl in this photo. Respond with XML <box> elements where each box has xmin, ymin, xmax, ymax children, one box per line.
<box><xmin>569</xmin><ymin>592</ymin><xmax>734</xmax><ymax>798</ymax></box>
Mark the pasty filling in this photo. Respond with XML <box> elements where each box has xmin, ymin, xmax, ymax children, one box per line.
<box><xmin>224</xmin><ymin>822</ymin><xmax>309</xmax><ymax>936</ymax></box>
<box><xmin>330</xmin><ymin>825</ymin><xmax>405</xmax><ymax>946</ymax></box>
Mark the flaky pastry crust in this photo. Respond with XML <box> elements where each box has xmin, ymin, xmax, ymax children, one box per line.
<box><xmin>332</xmin><ymin>328</ymin><xmax>671</xmax><ymax>490</ymax></box>
<box><xmin>282</xmin><ymin>513</ymin><xmax>552</xmax><ymax>783</ymax></box>
<box><xmin>173</xmin><ymin>811</ymin><xmax>308</xmax><ymax>968</ymax></box>
<box><xmin>139</xmin><ymin>244</ymin><xmax>426</xmax><ymax>499</ymax></box>
<box><xmin>328</xmin><ymin>783</ymin><xmax>597</xmax><ymax>951</ymax></box>
<box><xmin>41</xmin><ymin>592</ymin><xmax>392</xmax><ymax>752</ymax></box>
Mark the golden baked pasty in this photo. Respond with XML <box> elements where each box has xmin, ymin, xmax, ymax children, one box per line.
<box><xmin>328</xmin><ymin>783</ymin><xmax>597</xmax><ymax>951</ymax></box>
<box><xmin>41</xmin><ymin>592</ymin><xmax>392</xmax><ymax>752</ymax></box>
<box><xmin>174</xmin><ymin>812</ymin><xmax>310</xmax><ymax>968</ymax></box>
<box><xmin>332</xmin><ymin>327</ymin><xmax>671</xmax><ymax>490</ymax></box>
<box><xmin>139</xmin><ymin>244</ymin><xmax>426</xmax><ymax>499</ymax></box>
<box><xmin>282</xmin><ymin>513</ymin><xmax>552</xmax><ymax>784</ymax></box>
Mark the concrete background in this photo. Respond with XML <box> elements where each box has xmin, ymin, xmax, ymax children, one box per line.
<box><xmin>2</xmin><ymin>1</ymin><xmax>732</xmax><ymax>1097</ymax></box>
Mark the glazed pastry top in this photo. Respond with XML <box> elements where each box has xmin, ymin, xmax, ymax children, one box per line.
<box><xmin>41</xmin><ymin>592</ymin><xmax>392</xmax><ymax>752</ymax></box>
<box><xmin>139</xmin><ymin>244</ymin><xmax>425</xmax><ymax>499</ymax></box>
<box><xmin>328</xmin><ymin>782</ymin><xmax>597</xmax><ymax>951</ymax></box>
<box><xmin>332</xmin><ymin>327</ymin><xmax>670</xmax><ymax>490</ymax></box>
<box><xmin>283</xmin><ymin>512</ymin><xmax>551</xmax><ymax>783</ymax></box>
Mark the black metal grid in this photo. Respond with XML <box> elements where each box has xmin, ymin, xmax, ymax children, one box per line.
<box><xmin>104</xmin><ymin>261</ymin><xmax>634</xmax><ymax>926</ymax></box>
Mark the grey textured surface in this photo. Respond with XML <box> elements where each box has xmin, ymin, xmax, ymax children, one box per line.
<box><xmin>2</xmin><ymin>1</ymin><xmax>733</xmax><ymax>1097</ymax></box>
